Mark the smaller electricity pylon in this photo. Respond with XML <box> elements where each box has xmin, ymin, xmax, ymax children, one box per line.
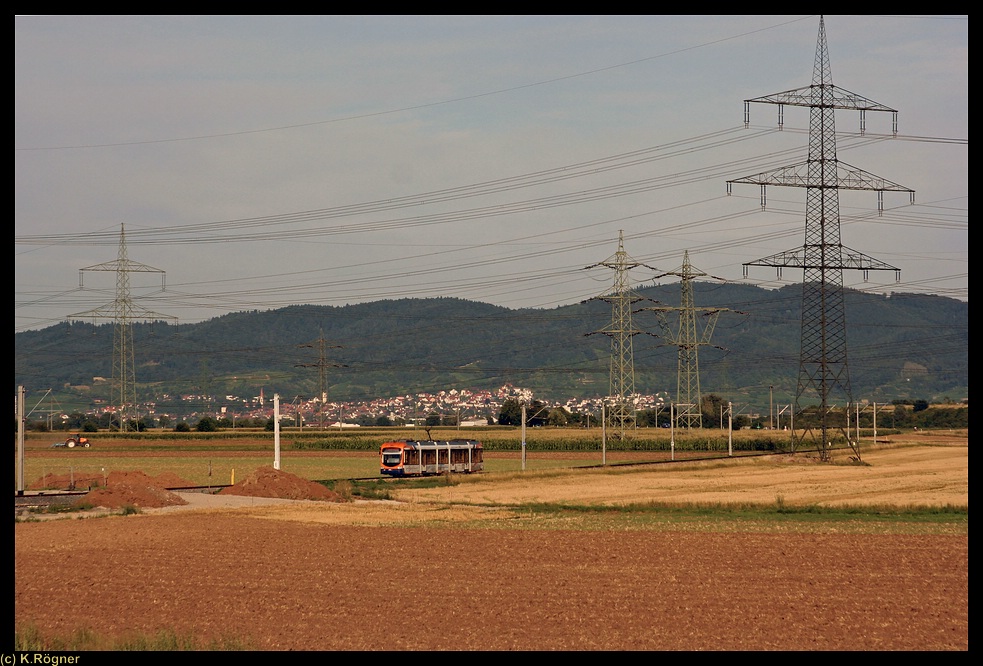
<box><xmin>71</xmin><ymin>224</ymin><xmax>175</xmax><ymax>431</ymax></box>
<box><xmin>295</xmin><ymin>330</ymin><xmax>345</xmax><ymax>430</ymax></box>
<box><xmin>584</xmin><ymin>231</ymin><xmax>657</xmax><ymax>440</ymax></box>
<box><xmin>638</xmin><ymin>251</ymin><xmax>731</xmax><ymax>429</ymax></box>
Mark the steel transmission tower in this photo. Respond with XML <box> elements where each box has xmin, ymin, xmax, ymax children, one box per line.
<box><xmin>641</xmin><ymin>251</ymin><xmax>729</xmax><ymax>429</ymax></box>
<box><xmin>729</xmin><ymin>16</ymin><xmax>913</xmax><ymax>460</ymax></box>
<box><xmin>295</xmin><ymin>330</ymin><xmax>345</xmax><ymax>430</ymax></box>
<box><xmin>72</xmin><ymin>224</ymin><xmax>174</xmax><ymax>431</ymax></box>
<box><xmin>585</xmin><ymin>231</ymin><xmax>656</xmax><ymax>439</ymax></box>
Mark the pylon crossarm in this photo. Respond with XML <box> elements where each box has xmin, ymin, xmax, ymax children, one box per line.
<box><xmin>69</xmin><ymin>304</ymin><xmax>176</xmax><ymax>323</ymax></box>
<box><xmin>746</xmin><ymin>85</ymin><xmax>896</xmax><ymax>113</ymax></box>
<box><xmin>727</xmin><ymin>161</ymin><xmax>809</xmax><ymax>187</ymax></box>
<box><xmin>80</xmin><ymin>260</ymin><xmax>166</xmax><ymax>274</ymax></box>
<box><xmin>835</xmin><ymin>162</ymin><xmax>914</xmax><ymax>193</ymax></box>
<box><xmin>839</xmin><ymin>248</ymin><xmax>899</xmax><ymax>273</ymax></box>
<box><xmin>590</xmin><ymin>293</ymin><xmax>648</xmax><ymax>306</ymax></box>
<box><xmin>744</xmin><ymin>249</ymin><xmax>805</xmax><ymax>268</ymax></box>
<box><xmin>728</xmin><ymin>161</ymin><xmax>913</xmax><ymax>195</ymax></box>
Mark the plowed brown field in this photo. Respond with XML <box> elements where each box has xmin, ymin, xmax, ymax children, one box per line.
<box><xmin>14</xmin><ymin>431</ymin><xmax>968</xmax><ymax>651</ymax></box>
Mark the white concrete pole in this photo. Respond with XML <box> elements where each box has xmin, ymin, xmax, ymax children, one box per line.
<box><xmin>17</xmin><ymin>386</ymin><xmax>26</xmax><ymax>495</ymax></box>
<box><xmin>728</xmin><ymin>401</ymin><xmax>733</xmax><ymax>456</ymax></box>
<box><xmin>873</xmin><ymin>402</ymin><xmax>877</xmax><ymax>445</ymax></box>
<box><xmin>601</xmin><ymin>403</ymin><xmax>606</xmax><ymax>463</ymax></box>
<box><xmin>273</xmin><ymin>393</ymin><xmax>281</xmax><ymax>470</ymax></box>
<box><xmin>521</xmin><ymin>403</ymin><xmax>526</xmax><ymax>471</ymax></box>
<box><xmin>670</xmin><ymin>403</ymin><xmax>675</xmax><ymax>461</ymax></box>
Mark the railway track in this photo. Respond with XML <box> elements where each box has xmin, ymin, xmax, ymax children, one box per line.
<box><xmin>13</xmin><ymin>485</ymin><xmax>231</xmax><ymax>516</ymax></box>
<box><xmin>15</xmin><ymin>491</ymin><xmax>87</xmax><ymax>514</ymax></box>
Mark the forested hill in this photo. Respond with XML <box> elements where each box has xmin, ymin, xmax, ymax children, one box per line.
<box><xmin>14</xmin><ymin>283</ymin><xmax>968</xmax><ymax>411</ymax></box>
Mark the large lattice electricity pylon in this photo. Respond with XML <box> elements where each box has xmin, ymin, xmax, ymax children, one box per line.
<box><xmin>71</xmin><ymin>224</ymin><xmax>174</xmax><ymax>431</ymax></box>
<box><xmin>729</xmin><ymin>16</ymin><xmax>913</xmax><ymax>460</ymax></box>
<box><xmin>585</xmin><ymin>231</ymin><xmax>656</xmax><ymax>440</ymax></box>
<box><xmin>640</xmin><ymin>251</ymin><xmax>729</xmax><ymax>429</ymax></box>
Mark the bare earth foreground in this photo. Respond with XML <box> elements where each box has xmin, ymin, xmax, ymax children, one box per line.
<box><xmin>14</xmin><ymin>434</ymin><xmax>968</xmax><ymax>651</ymax></box>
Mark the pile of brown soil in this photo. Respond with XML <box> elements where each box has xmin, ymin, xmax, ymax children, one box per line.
<box><xmin>28</xmin><ymin>469</ymin><xmax>199</xmax><ymax>493</ymax></box>
<box><xmin>29</xmin><ymin>472</ymin><xmax>104</xmax><ymax>491</ymax></box>
<box><xmin>218</xmin><ymin>465</ymin><xmax>346</xmax><ymax>502</ymax></box>
<box><xmin>78</xmin><ymin>471</ymin><xmax>193</xmax><ymax>510</ymax></box>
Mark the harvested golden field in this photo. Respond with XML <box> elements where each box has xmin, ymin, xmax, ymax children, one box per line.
<box><xmin>391</xmin><ymin>440</ymin><xmax>968</xmax><ymax>510</ymax></box>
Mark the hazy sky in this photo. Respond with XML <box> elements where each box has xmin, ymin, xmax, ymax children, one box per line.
<box><xmin>15</xmin><ymin>15</ymin><xmax>968</xmax><ymax>332</ymax></box>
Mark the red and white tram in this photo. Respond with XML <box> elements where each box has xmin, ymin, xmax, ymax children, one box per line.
<box><xmin>380</xmin><ymin>439</ymin><xmax>484</xmax><ymax>477</ymax></box>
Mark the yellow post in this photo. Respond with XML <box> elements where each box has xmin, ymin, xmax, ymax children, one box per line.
<box><xmin>231</xmin><ymin>468</ymin><xmax>235</xmax><ymax>485</ymax></box>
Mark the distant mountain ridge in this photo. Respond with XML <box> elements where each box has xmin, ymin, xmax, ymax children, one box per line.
<box><xmin>14</xmin><ymin>283</ymin><xmax>968</xmax><ymax>414</ymax></box>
